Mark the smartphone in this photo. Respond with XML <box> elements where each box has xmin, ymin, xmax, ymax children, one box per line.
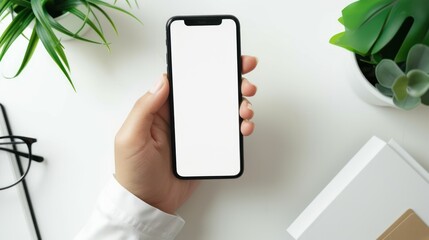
<box><xmin>166</xmin><ymin>15</ymin><xmax>243</xmax><ymax>179</ymax></box>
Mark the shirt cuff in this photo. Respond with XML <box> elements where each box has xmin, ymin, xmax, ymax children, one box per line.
<box><xmin>97</xmin><ymin>175</ymin><xmax>185</xmax><ymax>239</ymax></box>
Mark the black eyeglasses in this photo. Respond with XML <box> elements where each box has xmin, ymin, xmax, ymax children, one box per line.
<box><xmin>0</xmin><ymin>136</ymin><xmax>44</xmax><ymax>190</ymax></box>
<box><xmin>0</xmin><ymin>103</ymin><xmax>44</xmax><ymax>240</ymax></box>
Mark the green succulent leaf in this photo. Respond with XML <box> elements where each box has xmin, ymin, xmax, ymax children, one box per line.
<box><xmin>376</xmin><ymin>83</ymin><xmax>394</xmax><ymax>97</ymax></box>
<box><xmin>407</xmin><ymin>70</ymin><xmax>429</xmax><ymax>97</ymax></box>
<box><xmin>421</xmin><ymin>91</ymin><xmax>429</xmax><ymax>105</ymax></box>
<box><xmin>375</xmin><ymin>59</ymin><xmax>405</xmax><ymax>88</ymax></box>
<box><xmin>392</xmin><ymin>75</ymin><xmax>409</xmax><ymax>101</ymax></box>
<box><xmin>406</xmin><ymin>44</ymin><xmax>429</xmax><ymax>73</ymax></box>
<box><xmin>393</xmin><ymin>94</ymin><xmax>421</xmax><ymax>110</ymax></box>
<box><xmin>331</xmin><ymin>0</ymin><xmax>429</xmax><ymax>62</ymax></box>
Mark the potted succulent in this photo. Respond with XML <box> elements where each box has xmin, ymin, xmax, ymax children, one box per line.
<box><xmin>330</xmin><ymin>0</ymin><xmax>429</xmax><ymax>110</ymax></box>
<box><xmin>0</xmin><ymin>0</ymin><xmax>140</xmax><ymax>90</ymax></box>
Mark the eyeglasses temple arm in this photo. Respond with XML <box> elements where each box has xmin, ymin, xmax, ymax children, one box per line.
<box><xmin>0</xmin><ymin>147</ymin><xmax>44</xmax><ymax>162</ymax></box>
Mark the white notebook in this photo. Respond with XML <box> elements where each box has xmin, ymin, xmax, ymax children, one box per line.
<box><xmin>287</xmin><ymin>136</ymin><xmax>429</xmax><ymax>240</ymax></box>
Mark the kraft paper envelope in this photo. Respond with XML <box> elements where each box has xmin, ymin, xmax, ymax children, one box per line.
<box><xmin>378</xmin><ymin>209</ymin><xmax>429</xmax><ymax>240</ymax></box>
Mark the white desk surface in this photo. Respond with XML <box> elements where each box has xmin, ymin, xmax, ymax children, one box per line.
<box><xmin>1</xmin><ymin>0</ymin><xmax>429</xmax><ymax>239</ymax></box>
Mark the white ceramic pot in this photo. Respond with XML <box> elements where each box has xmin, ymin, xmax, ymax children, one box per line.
<box><xmin>348</xmin><ymin>53</ymin><xmax>395</xmax><ymax>108</ymax></box>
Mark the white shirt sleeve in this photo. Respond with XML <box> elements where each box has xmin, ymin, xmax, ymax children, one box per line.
<box><xmin>74</xmin><ymin>176</ymin><xmax>185</xmax><ymax>240</ymax></box>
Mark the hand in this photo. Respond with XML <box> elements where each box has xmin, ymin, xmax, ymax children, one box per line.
<box><xmin>115</xmin><ymin>56</ymin><xmax>258</xmax><ymax>214</ymax></box>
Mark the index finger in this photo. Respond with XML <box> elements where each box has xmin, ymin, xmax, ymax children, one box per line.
<box><xmin>242</xmin><ymin>55</ymin><xmax>258</xmax><ymax>74</ymax></box>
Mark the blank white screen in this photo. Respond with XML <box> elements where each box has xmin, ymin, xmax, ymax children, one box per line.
<box><xmin>170</xmin><ymin>19</ymin><xmax>241</xmax><ymax>177</ymax></box>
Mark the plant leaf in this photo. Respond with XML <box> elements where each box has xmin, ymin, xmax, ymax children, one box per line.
<box><xmin>421</xmin><ymin>91</ymin><xmax>429</xmax><ymax>105</ymax></box>
<box><xmin>31</xmin><ymin>0</ymin><xmax>69</xmax><ymax>66</ymax></box>
<box><xmin>393</xmin><ymin>94</ymin><xmax>421</xmax><ymax>110</ymax></box>
<box><xmin>9</xmin><ymin>0</ymin><xmax>31</xmax><ymax>8</ymax></box>
<box><xmin>407</xmin><ymin>70</ymin><xmax>429</xmax><ymax>97</ymax></box>
<box><xmin>35</xmin><ymin>21</ymin><xmax>75</xmax><ymax>91</ymax></box>
<box><xmin>425</xmin><ymin>29</ymin><xmax>429</xmax><ymax>44</ymax></box>
<box><xmin>376</xmin><ymin>83</ymin><xmax>394</xmax><ymax>97</ymax></box>
<box><xmin>46</xmin><ymin>4</ymin><xmax>104</xmax><ymax>45</ymax></box>
<box><xmin>392</xmin><ymin>75</ymin><xmax>409</xmax><ymax>101</ymax></box>
<box><xmin>68</xmin><ymin>7</ymin><xmax>110</xmax><ymax>49</ymax></box>
<box><xmin>338</xmin><ymin>17</ymin><xmax>344</xmax><ymax>25</ymax></box>
<box><xmin>341</xmin><ymin>0</ymin><xmax>392</xmax><ymax>31</ymax></box>
<box><xmin>0</xmin><ymin>9</ymin><xmax>34</xmax><ymax>61</ymax></box>
<box><xmin>2</xmin><ymin>0</ymin><xmax>141</xmax><ymax>90</ymax></box>
<box><xmin>84</xmin><ymin>3</ymin><xmax>104</xmax><ymax>35</ymax></box>
<box><xmin>331</xmin><ymin>0</ymin><xmax>429</xmax><ymax>62</ymax></box>
<box><xmin>0</xmin><ymin>1</ymin><xmax>13</xmax><ymax>16</ymax></box>
<box><xmin>86</xmin><ymin>0</ymin><xmax>142</xmax><ymax>25</ymax></box>
<box><xmin>406</xmin><ymin>43</ymin><xmax>429</xmax><ymax>73</ymax></box>
<box><xmin>330</xmin><ymin>0</ymin><xmax>393</xmax><ymax>56</ymax></box>
<box><xmin>370</xmin><ymin>0</ymin><xmax>429</xmax><ymax>62</ymax></box>
<box><xmin>49</xmin><ymin>0</ymin><xmax>81</xmax><ymax>11</ymax></box>
<box><xmin>375</xmin><ymin>59</ymin><xmax>405</xmax><ymax>88</ymax></box>
<box><xmin>70</xmin><ymin>0</ymin><xmax>105</xmax><ymax>36</ymax></box>
<box><xmin>32</xmin><ymin>0</ymin><xmax>71</xmax><ymax>69</ymax></box>
<box><xmin>329</xmin><ymin>32</ymin><xmax>355</xmax><ymax>52</ymax></box>
<box><xmin>12</xmin><ymin>26</ymin><xmax>39</xmax><ymax>77</ymax></box>
<box><xmin>88</xmin><ymin>2</ymin><xmax>118</xmax><ymax>35</ymax></box>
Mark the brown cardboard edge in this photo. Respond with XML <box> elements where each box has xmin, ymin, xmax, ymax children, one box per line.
<box><xmin>377</xmin><ymin>209</ymin><xmax>415</xmax><ymax>240</ymax></box>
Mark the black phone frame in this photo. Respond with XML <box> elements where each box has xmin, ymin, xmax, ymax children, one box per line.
<box><xmin>166</xmin><ymin>15</ymin><xmax>243</xmax><ymax>179</ymax></box>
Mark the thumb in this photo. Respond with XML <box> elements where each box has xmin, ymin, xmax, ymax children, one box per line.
<box><xmin>146</xmin><ymin>74</ymin><xmax>169</xmax><ymax>113</ymax></box>
<box><xmin>118</xmin><ymin>75</ymin><xmax>169</xmax><ymax>141</ymax></box>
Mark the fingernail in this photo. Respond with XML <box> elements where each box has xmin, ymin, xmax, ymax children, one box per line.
<box><xmin>247</xmin><ymin>101</ymin><xmax>253</xmax><ymax>110</ymax></box>
<box><xmin>150</xmin><ymin>76</ymin><xmax>164</xmax><ymax>94</ymax></box>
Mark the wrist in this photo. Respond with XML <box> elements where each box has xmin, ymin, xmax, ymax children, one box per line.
<box><xmin>102</xmin><ymin>176</ymin><xmax>185</xmax><ymax>238</ymax></box>
<box><xmin>114</xmin><ymin>175</ymin><xmax>177</xmax><ymax>214</ymax></box>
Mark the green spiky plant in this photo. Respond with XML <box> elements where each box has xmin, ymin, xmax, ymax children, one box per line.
<box><xmin>330</xmin><ymin>0</ymin><xmax>429</xmax><ymax>110</ymax></box>
<box><xmin>0</xmin><ymin>0</ymin><xmax>140</xmax><ymax>90</ymax></box>
<box><xmin>376</xmin><ymin>44</ymin><xmax>429</xmax><ymax>110</ymax></box>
